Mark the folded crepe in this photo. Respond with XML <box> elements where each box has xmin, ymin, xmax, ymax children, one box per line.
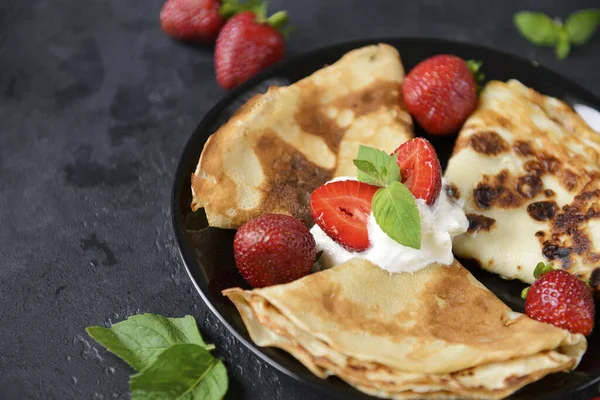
<box><xmin>191</xmin><ymin>44</ymin><xmax>413</xmax><ymax>229</ymax></box>
<box><xmin>444</xmin><ymin>79</ymin><xmax>600</xmax><ymax>288</ymax></box>
<box><xmin>224</xmin><ymin>258</ymin><xmax>586</xmax><ymax>399</ymax></box>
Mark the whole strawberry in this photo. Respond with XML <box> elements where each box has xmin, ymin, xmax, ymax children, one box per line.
<box><xmin>524</xmin><ymin>264</ymin><xmax>595</xmax><ymax>335</ymax></box>
<box><xmin>402</xmin><ymin>55</ymin><xmax>479</xmax><ymax>135</ymax></box>
<box><xmin>233</xmin><ymin>214</ymin><xmax>315</xmax><ymax>288</ymax></box>
<box><xmin>160</xmin><ymin>0</ymin><xmax>225</xmax><ymax>42</ymax></box>
<box><xmin>215</xmin><ymin>8</ymin><xmax>289</xmax><ymax>89</ymax></box>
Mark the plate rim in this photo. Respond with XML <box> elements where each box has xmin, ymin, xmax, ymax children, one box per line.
<box><xmin>171</xmin><ymin>36</ymin><xmax>600</xmax><ymax>399</ymax></box>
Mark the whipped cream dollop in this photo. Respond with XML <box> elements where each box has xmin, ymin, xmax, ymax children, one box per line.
<box><xmin>310</xmin><ymin>178</ymin><xmax>468</xmax><ymax>273</ymax></box>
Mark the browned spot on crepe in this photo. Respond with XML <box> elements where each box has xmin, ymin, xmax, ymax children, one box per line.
<box><xmin>422</xmin><ymin>266</ymin><xmax>509</xmax><ymax>344</ymax></box>
<box><xmin>333</xmin><ymin>80</ymin><xmax>405</xmax><ymax>117</ymax></box>
<box><xmin>538</xmin><ymin>188</ymin><xmax>600</xmax><ymax>269</ymax></box>
<box><xmin>473</xmin><ymin>170</ymin><xmax>540</xmax><ymax>209</ymax></box>
<box><xmin>513</xmin><ymin>140</ymin><xmax>534</xmax><ymax>157</ymax></box>
<box><xmin>469</xmin><ymin>131</ymin><xmax>509</xmax><ymax>155</ymax></box>
<box><xmin>527</xmin><ymin>201</ymin><xmax>558</xmax><ymax>221</ymax></box>
<box><xmin>295</xmin><ymin>80</ymin><xmax>406</xmax><ymax>154</ymax></box>
<box><xmin>445</xmin><ymin>183</ymin><xmax>460</xmax><ymax>201</ymax></box>
<box><xmin>301</xmin><ymin>277</ymin><xmax>410</xmax><ymax>338</ymax></box>
<box><xmin>466</xmin><ymin>213</ymin><xmax>496</xmax><ymax>233</ymax></box>
<box><xmin>471</xmin><ymin>148</ymin><xmax>571</xmax><ymax>210</ymax></box>
<box><xmin>256</xmin><ymin>133</ymin><xmax>333</xmax><ymax>227</ymax></box>
<box><xmin>294</xmin><ymin>84</ymin><xmax>347</xmax><ymax>154</ymax></box>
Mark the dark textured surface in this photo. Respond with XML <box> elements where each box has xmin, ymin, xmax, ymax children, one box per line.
<box><xmin>1</xmin><ymin>1</ymin><xmax>600</xmax><ymax>399</ymax></box>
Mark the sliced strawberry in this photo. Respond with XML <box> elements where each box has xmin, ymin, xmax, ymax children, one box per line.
<box><xmin>392</xmin><ymin>138</ymin><xmax>442</xmax><ymax>205</ymax></box>
<box><xmin>309</xmin><ymin>180</ymin><xmax>379</xmax><ymax>251</ymax></box>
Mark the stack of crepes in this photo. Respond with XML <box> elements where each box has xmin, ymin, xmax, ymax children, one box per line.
<box><xmin>224</xmin><ymin>258</ymin><xmax>586</xmax><ymax>399</ymax></box>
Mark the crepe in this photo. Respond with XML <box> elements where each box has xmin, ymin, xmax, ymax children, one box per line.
<box><xmin>444</xmin><ymin>79</ymin><xmax>600</xmax><ymax>287</ymax></box>
<box><xmin>191</xmin><ymin>44</ymin><xmax>413</xmax><ymax>229</ymax></box>
<box><xmin>224</xmin><ymin>258</ymin><xmax>586</xmax><ymax>399</ymax></box>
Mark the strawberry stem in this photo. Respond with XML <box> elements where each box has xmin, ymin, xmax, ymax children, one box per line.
<box><xmin>466</xmin><ymin>59</ymin><xmax>485</xmax><ymax>93</ymax></box>
<box><xmin>219</xmin><ymin>0</ymin><xmax>292</xmax><ymax>37</ymax></box>
<box><xmin>219</xmin><ymin>0</ymin><xmax>240</xmax><ymax>19</ymax></box>
<box><xmin>533</xmin><ymin>261</ymin><xmax>554</xmax><ymax>279</ymax></box>
<box><xmin>220</xmin><ymin>0</ymin><xmax>267</xmax><ymax>20</ymax></box>
<box><xmin>267</xmin><ymin>11</ymin><xmax>289</xmax><ymax>30</ymax></box>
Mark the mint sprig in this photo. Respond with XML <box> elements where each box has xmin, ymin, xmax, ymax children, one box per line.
<box><xmin>353</xmin><ymin>145</ymin><xmax>421</xmax><ymax>249</ymax></box>
<box><xmin>86</xmin><ymin>314</ymin><xmax>227</xmax><ymax>399</ymax></box>
<box><xmin>514</xmin><ymin>9</ymin><xmax>600</xmax><ymax>60</ymax></box>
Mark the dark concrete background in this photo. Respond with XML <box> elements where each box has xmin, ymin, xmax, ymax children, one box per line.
<box><xmin>1</xmin><ymin>0</ymin><xmax>599</xmax><ymax>399</ymax></box>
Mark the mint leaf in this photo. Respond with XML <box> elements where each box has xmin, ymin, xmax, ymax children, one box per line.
<box><xmin>354</xmin><ymin>145</ymin><xmax>400</xmax><ymax>187</ymax></box>
<box><xmin>130</xmin><ymin>343</ymin><xmax>227</xmax><ymax>400</ymax></box>
<box><xmin>86</xmin><ymin>314</ymin><xmax>214</xmax><ymax>371</ymax></box>
<box><xmin>514</xmin><ymin>12</ymin><xmax>561</xmax><ymax>46</ymax></box>
<box><xmin>533</xmin><ymin>261</ymin><xmax>554</xmax><ymax>279</ymax></box>
<box><xmin>555</xmin><ymin>29</ymin><xmax>571</xmax><ymax>60</ymax></box>
<box><xmin>565</xmin><ymin>9</ymin><xmax>600</xmax><ymax>45</ymax></box>
<box><xmin>352</xmin><ymin>159</ymin><xmax>378</xmax><ymax>175</ymax></box>
<box><xmin>372</xmin><ymin>182</ymin><xmax>421</xmax><ymax>249</ymax></box>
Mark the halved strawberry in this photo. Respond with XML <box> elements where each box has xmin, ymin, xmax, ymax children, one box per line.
<box><xmin>392</xmin><ymin>138</ymin><xmax>442</xmax><ymax>205</ymax></box>
<box><xmin>309</xmin><ymin>180</ymin><xmax>379</xmax><ymax>251</ymax></box>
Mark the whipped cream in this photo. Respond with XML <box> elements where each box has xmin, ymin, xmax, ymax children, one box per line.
<box><xmin>310</xmin><ymin>178</ymin><xmax>468</xmax><ymax>273</ymax></box>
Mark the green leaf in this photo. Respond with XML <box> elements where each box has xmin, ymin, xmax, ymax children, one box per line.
<box><xmin>372</xmin><ymin>182</ymin><xmax>421</xmax><ymax>249</ymax></box>
<box><xmin>555</xmin><ymin>28</ymin><xmax>571</xmax><ymax>59</ymax></box>
<box><xmin>521</xmin><ymin>286</ymin><xmax>530</xmax><ymax>299</ymax></box>
<box><xmin>466</xmin><ymin>60</ymin><xmax>484</xmax><ymax>82</ymax></box>
<box><xmin>352</xmin><ymin>159</ymin><xmax>378</xmax><ymax>175</ymax></box>
<box><xmin>533</xmin><ymin>262</ymin><xmax>554</xmax><ymax>279</ymax></box>
<box><xmin>564</xmin><ymin>9</ymin><xmax>600</xmax><ymax>45</ymax></box>
<box><xmin>514</xmin><ymin>12</ymin><xmax>561</xmax><ymax>46</ymax></box>
<box><xmin>266</xmin><ymin>11</ymin><xmax>289</xmax><ymax>31</ymax></box>
<box><xmin>86</xmin><ymin>314</ymin><xmax>214</xmax><ymax>371</ymax></box>
<box><xmin>466</xmin><ymin>59</ymin><xmax>485</xmax><ymax>93</ymax></box>
<box><xmin>130</xmin><ymin>343</ymin><xmax>227</xmax><ymax>400</ymax></box>
<box><xmin>354</xmin><ymin>145</ymin><xmax>401</xmax><ymax>187</ymax></box>
<box><xmin>220</xmin><ymin>0</ymin><xmax>266</xmax><ymax>20</ymax></box>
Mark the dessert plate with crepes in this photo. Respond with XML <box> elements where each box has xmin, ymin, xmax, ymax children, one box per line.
<box><xmin>172</xmin><ymin>38</ymin><xmax>600</xmax><ymax>399</ymax></box>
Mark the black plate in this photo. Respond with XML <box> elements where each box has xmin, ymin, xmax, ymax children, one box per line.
<box><xmin>172</xmin><ymin>38</ymin><xmax>600</xmax><ymax>399</ymax></box>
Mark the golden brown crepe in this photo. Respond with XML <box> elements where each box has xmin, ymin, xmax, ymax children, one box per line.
<box><xmin>224</xmin><ymin>258</ymin><xmax>586</xmax><ymax>399</ymax></box>
<box><xmin>191</xmin><ymin>44</ymin><xmax>413</xmax><ymax>229</ymax></box>
<box><xmin>444</xmin><ymin>80</ymin><xmax>600</xmax><ymax>288</ymax></box>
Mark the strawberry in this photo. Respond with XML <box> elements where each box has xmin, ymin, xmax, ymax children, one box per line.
<box><xmin>402</xmin><ymin>55</ymin><xmax>478</xmax><ymax>135</ymax></box>
<box><xmin>215</xmin><ymin>7</ymin><xmax>289</xmax><ymax>89</ymax></box>
<box><xmin>233</xmin><ymin>214</ymin><xmax>315</xmax><ymax>288</ymax></box>
<box><xmin>310</xmin><ymin>180</ymin><xmax>379</xmax><ymax>251</ymax></box>
<box><xmin>525</xmin><ymin>269</ymin><xmax>595</xmax><ymax>335</ymax></box>
<box><xmin>392</xmin><ymin>138</ymin><xmax>442</xmax><ymax>205</ymax></box>
<box><xmin>160</xmin><ymin>0</ymin><xmax>225</xmax><ymax>43</ymax></box>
